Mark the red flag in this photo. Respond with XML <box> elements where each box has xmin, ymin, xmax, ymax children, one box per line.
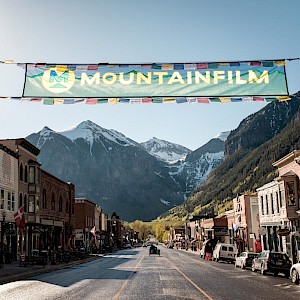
<box><xmin>14</xmin><ymin>206</ymin><xmax>25</xmax><ymax>234</ymax></box>
<box><xmin>90</xmin><ymin>226</ymin><xmax>96</xmax><ymax>238</ymax></box>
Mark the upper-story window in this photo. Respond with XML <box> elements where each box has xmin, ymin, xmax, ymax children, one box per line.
<box><xmin>286</xmin><ymin>181</ymin><xmax>296</xmax><ymax>206</ymax></box>
<box><xmin>11</xmin><ymin>192</ymin><xmax>15</xmax><ymax>211</ymax></box>
<box><xmin>271</xmin><ymin>193</ymin><xmax>274</xmax><ymax>214</ymax></box>
<box><xmin>51</xmin><ymin>193</ymin><xmax>56</xmax><ymax>210</ymax></box>
<box><xmin>260</xmin><ymin>196</ymin><xmax>264</xmax><ymax>215</ymax></box>
<box><xmin>24</xmin><ymin>194</ymin><xmax>27</xmax><ymax>212</ymax></box>
<box><xmin>42</xmin><ymin>189</ymin><xmax>47</xmax><ymax>209</ymax></box>
<box><xmin>265</xmin><ymin>194</ymin><xmax>269</xmax><ymax>214</ymax></box>
<box><xmin>19</xmin><ymin>193</ymin><xmax>23</xmax><ymax>208</ymax></box>
<box><xmin>0</xmin><ymin>189</ymin><xmax>4</xmax><ymax>210</ymax></box>
<box><xmin>19</xmin><ymin>163</ymin><xmax>24</xmax><ymax>181</ymax></box>
<box><xmin>66</xmin><ymin>200</ymin><xmax>69</xmax><ymax>213</ymax></box>
<box><xmin>7</xmin><ymin>191</ymin><xmax>11</xmax><ymax>211</ymax></box>
<box><xmin>29</xmin><ymin>166</ymin><xmax>35</xmax><ymax>184</ymax></box>
<box><xmin>276</xmin><ymin>192</ymin><xmax>280</xmax><ymax>213</ymax></box>
<box><xmin>59</xmin><ymin>197</ymin><xmax>63</xmax><ymax>212</ymax></box>
<box><xmin>28</xmin><ymin>195</ymin><xmax>35</xmax><ymax>213</ymax></box>
<box><xmin>24</xmin><ymin>165</ymin><xmax>28</xmax><ymax>183</ymax></box>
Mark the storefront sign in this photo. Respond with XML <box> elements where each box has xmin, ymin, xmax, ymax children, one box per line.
<box><xmin>277</xmin><ymin>228</ymin><xmax>290</xmax><ymax>236</ymax></box>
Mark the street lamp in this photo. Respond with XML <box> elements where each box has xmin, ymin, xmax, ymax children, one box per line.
<box><xmin>0</xmin><ymin>210</ymin><xmax>6</xmax><ymax>268</ymax></box>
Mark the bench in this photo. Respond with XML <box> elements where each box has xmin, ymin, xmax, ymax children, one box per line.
<box><xmin>19</xmin><ymin>254</ymin><xmax>47</xmax><ymax>267</ymax></box>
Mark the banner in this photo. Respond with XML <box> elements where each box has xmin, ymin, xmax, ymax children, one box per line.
<box><xmin>22</xmin><ymin>60</ymin><xmax>289</xmax><ymax>98</ymax></box>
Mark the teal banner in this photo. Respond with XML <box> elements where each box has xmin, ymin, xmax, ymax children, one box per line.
<box><xmin>23</xmin><ymin>61</ymin><xmax>289</xmax><ymax>98</ymax></box>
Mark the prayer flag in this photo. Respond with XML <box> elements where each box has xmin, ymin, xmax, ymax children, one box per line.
<box><xmin>197</xmin><ymin>98</ymin><xmax>209</xmax><ymax>104</ymax></box>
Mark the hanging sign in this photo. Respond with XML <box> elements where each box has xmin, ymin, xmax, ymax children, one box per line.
<box><xmin>22</xmin><ymin>60</ymin><xmax>289</xmax><ymax>98</ymax></box>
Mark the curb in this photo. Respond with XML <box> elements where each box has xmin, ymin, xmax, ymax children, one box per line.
<box><xmin>0</xmin><ymin>255</ymin><xmax>102</xmax><ymax>285</ymax></box>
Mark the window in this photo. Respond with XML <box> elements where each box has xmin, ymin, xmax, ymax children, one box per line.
<box><xmin>271</xmin><ymin>193</ymin><xmax>274</xmax><ymax>214</ymax></box>
<box><xmin>59</xmin><ymin>197</ymin><xmax>63</xmax><ymax>212</ymax></box>
<box><xmin>0</xmin><ymin>189</ymin><xmax>4</xmax><ymax>209</ymax></box>
<box><xmin>19</xmin><ymin>193</ymin><xmax>23</xmax><ymax>208</ymax></box>
<box><xmin>28</xmin><ymin>195</ymin><xmax>35</xmax><ymax>213</ymax></box>
<box><xmin>51</xmin><ymin>193</ymin><xmax>55</xmax><ymax>210</ymax></box>
<box><xmin>66</xmin><ymin>200</ymin><xmax>69</xmax><ymax>213</ymax></box>
<box><xmin>24</xmin><ymin>165</ymin><xmax>28</xmax><ymax>183</ymax></box>
<box><xmin>265</xmin><ymin>195</ymin><xmax>269</xmax><ymax>214</ymax></box>
<box><xmin>29</xmin><ymin>166</ymin><xmax>35</xmax><ymax>184</ymax></box>
<box><xmin>261</xmin><ymin>196</ymin><xmax>264</xmax><ymax>215</ymax></box>
<box><xmin>24</xmin><ymin>194</ymin><xmax>27</xmax><ymax>212</ymax></box>
<box><xmin>7</xmin><ymin>191</ymin><xmax>11</xmax><ymax>211</ymax></box>
<box><xmin>11</xmin><ymin>192</ymin><xmax>15</xmax><ymax>211</ymax></box>
<box><xmin>276</xmin><ymin>192</ymin><xmax>280</xmax><ymax>213</ymax></box>
<box><xmin>286</xmin><ymin>181</ymin><xmax>296</xmax><ymax>206</ymax></box>
<box><xmin>279</xmin><ymin>190</ymin><xmax>284</xmax><ymax>207</ymax></box>
<box><xmin>221</xmin><ymin>246</ymin><xmax>227</xmax><ymax>251</ymax></box>
<box><xmin>228</xmin><ymin>247</ymin><xmax>234</xmax><ymax>252</ymax></box>
<box><xmin>19</xmin><ymin>163</ymin><xmax>23</xmax><ymax>181</ymax></box>
<box><xmin>42</xmin><ymin>189</ymin><xmax>47</xmax><ymax>209</ymax></box>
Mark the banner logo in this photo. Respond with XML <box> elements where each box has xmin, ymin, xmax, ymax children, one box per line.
<box><xmin>42</xmin><ymin>66</ymin><xmax>75</xmax><ymax>94</ymax></box>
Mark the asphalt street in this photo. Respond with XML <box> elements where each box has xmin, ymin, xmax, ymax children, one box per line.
<box><xmin>0</xmin><ymin>246</ymin><xmax>299</xmax><ymax>300</ymax></box>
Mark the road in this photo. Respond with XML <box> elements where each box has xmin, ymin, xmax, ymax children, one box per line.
<box><xmin>0</xmin><ymin>246</ymin><xmax>300</xmax><ymax>300</ymax></box>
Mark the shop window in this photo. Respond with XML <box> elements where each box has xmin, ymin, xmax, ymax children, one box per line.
<box><xmin>286</xmin><ymin>181</ymin><xmax>296</xmax><ymax>206</ymax></box>
<box><xmin>28</xmin><ymin>195</ymin><xmax>35</xmax><ymax>213</ymax></box>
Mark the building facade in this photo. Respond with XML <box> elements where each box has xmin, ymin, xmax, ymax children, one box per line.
<box><xmin>0</xmin><ymin>143</ymin><xmax>19</xmax><ymax>264</ymax></box>
<box><xmin>257</xmin><ymin>150</ymin><xmax>300</xmax><ymax>263</ymax></box>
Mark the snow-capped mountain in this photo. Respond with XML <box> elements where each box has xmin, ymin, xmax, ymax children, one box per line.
<box><xmin>167</xmin><ymin>131</ymin><xmax>231</xmax><ymax>196</ymax></box>
<box><xmin>141</xmin><ymin>137</ymin><xmax>191</xmax><ymax>163</ymax></box>
<box><xmin>26</xmin><ymin>121</ymin><xmax>183</xmax><ymax>221</ymax></box>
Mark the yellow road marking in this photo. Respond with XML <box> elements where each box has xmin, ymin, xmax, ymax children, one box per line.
<box><xmin>112</xmin><ymin>253</ymin><xmax>145</xmax><ymax>300</ymax></box>
<box><xmin>165</xmin><ymin>257</ymin><xmax>214</xmax><ymax>300</ymax></box>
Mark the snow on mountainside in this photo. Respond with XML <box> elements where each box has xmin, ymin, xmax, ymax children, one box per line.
<box><xmin>167</xmin><ymin>131</ymin><xmax>230</xmax><ymax>196</ymax></box>
<box><xmin>60</xmin><ymin>120</ymin><xmax>139</xmax><ymax>148</ymax></box>
<box><xmin>141</xmin><ymin>137</ymin><xmax>191</xmax><ymax>163</ymax></box>
<box><xmin>215</xmin><ymin>131</ymin><xmax>231</xmax><ymax>141</ymax></box>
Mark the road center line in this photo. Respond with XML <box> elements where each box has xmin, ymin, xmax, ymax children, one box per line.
<box><xmin>165</xmin><ymin>257</ymin><xmax>214</xmax><ymax>300</ymax></box>
<box><xmin>112</xmin><ymin>253</ymin><xmax>145</xmax><ymax>300</ymax></box>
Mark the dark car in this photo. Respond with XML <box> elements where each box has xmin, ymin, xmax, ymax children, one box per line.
<box><xmin>251</xmin><ymin>250</ymin><xmax>292</xmax><ymax>277</ymax></box>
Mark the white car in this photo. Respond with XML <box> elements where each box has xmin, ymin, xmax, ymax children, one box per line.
<box><xmin>290</xmin><ymin>262</ymin><xmax>300</xmax><ymax>284</ymax></box>
<box><xmin>235</xmin><ymin>252</ymin><xmax>258</xmax><ymax>269</ymax></box>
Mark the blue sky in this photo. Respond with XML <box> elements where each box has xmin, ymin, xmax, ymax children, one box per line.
<box><xmin>0</xmin><ymin>0</ymin><xmax>299</xmax><ymax>150</ymax></box>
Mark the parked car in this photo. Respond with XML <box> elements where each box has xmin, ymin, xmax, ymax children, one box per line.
<box><xmin>212</xmin><ymin>243</ymin><xmax>235</xmax><ymax>263</ymax></box>
<box><xmin>235</xmin><ymin>252</ymin><xmax>258</xmax><ymax>269</ymax></box>
<box><xmin>251</xmin><ymin>250</ymin><xmax>292</xmax><ymax>277</ymax></box>
<box><xmin>290</xmin><ymin>262</ymin><xmax>300</xmax><ymax>284</ymax></box>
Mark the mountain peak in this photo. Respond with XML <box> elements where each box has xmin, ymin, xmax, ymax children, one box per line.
<box><xmin>141</xmin><ymin>137</ymin><xmax>191</xmax><ymax>163</ymax></box>
<box><xmin>215</xmin><ymin>131</ymin><xmax>231</xmax><ymax>141</ymax></box>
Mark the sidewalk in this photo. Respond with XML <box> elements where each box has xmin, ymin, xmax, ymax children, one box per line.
<box><xmin>0</xmin><ymin>254</ymin><xmax>103</xmax><ymax>285</ymax></box>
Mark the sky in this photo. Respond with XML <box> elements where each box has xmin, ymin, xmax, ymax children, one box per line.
<box><xmin>0</xmin><ymin>0</ymin><xmax>299</xmax><ymax>150</ymax></box>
